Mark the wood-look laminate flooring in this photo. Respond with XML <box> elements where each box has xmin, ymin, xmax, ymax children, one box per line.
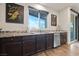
<box><xmin>33</xmin><ymin>42</ymin><xmax>79</xmax><ymax>56</ymax></box>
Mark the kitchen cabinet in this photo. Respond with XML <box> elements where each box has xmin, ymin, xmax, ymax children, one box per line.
<box><xmin>22</xmin><ymin>35</ymin><xmax>36</xmax><ymax>55</ymax></box>
<box><xmin>5</xmin><ymin>41</ymin><xmax>22</xmax><ymax>56</ymax></box>
<box><xmin>46</xmin><ymin>33</ymin><xmax>54</xmax><ymax>49</ymax></box>
<box><xmin>36</xmin><ymin>34</ymin><xmax>46</xmax><ymax>52</ymax></box>
<box><xmin>60</xmin><ymin>32</ymin><xmax>67</xmax><ymax>45</ymax></box>
<box><xmin>0</xmin><ymin>37</ymin><xmax>22</xmax><ymax>56</ymax></box>
<box><xmin>0</xmin><ymin>35</ymin><xmax>36</xmax><ymax>56</ymax></box>
<box><xmin>0</xmin><ymin>32</ymin><xmax>67</xmax><ymax>56</ymax></box>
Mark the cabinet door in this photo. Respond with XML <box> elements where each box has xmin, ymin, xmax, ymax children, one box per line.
<box><xmin>60</xmin><ymin>33</ymin><xmax>64</xmax><ymax>45</ymax></box>
<box><xmin>5</xmin><ymin>42</ymin><xmax>22</xmax><ymax>56</ymax></box>
<box><xmin>0</xmin><ymin>37</ymin><xmax>22</xmax><ymax>56</ymax></box>
<box><xmin>23</xmin><ymin>35</ymin><xmax>36</xmax><ymax>56</ymax></box>
<box><xmin>60</xmin><ymin>32</ymin><xmax>67</xmax><ymax>45</ymax></box>
<box><xmin>63</xmin><ymin>32</ymin><xmax>67</xmax><ymax>44</ymax></box>
<box><xmin>46</xmin><ymin>34</ymin><xmax>54</xmax><ymax>49</ymax></box>
<box><xmin>36</xmin><ymin>34</ymin><xmax>46</xmax><ymax>52</ymax></box>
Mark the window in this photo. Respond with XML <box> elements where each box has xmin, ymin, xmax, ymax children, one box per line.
<box><xmin>28</xmin><ymin>6</ymin><xmax>48</xmax><ymax>31</ymax></box>
<box><xmin>39</xmin><ymin>11</ymin><xmax>47</xmax><ymax>30</ymax></box>
<box><xmin>29</xmin><ymin>7</ymin><xmax>39</xmax><ymax>31</ymax></box>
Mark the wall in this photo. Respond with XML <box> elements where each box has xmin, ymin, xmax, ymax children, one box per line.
<box><xmin>0</xmin><ymin>3</ymin><xmax>59</xmax><ymax>32</ymax></box>
<box><xmin>47</xmin><ymin>7</ymin><xmax>59</xmax><ymax>31</ymax></box>
<box><xmin>58</xmin><ymin>7</ymin><xmax>71</xmax><ymax>44</ymax></box>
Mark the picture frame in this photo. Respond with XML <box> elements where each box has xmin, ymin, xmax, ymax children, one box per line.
<box><xmin>6</xmin><ymin>3</ymin><xmax>24</xmax><ymax>24</ymax></box>
<box><xmin>51</xmin><ymin>14</ymin><xmax>57</xmax><ymax>26</ymax></box>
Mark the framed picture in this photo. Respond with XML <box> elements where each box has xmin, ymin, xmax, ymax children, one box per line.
<box><xmin>51</xmin><ymin>14</ymin><xmax>57</xmax><ymax>26</ymax></box>
<box><xmin>6</xmin><ymin>3</ymin><xmax>24</xmax><ymax>24</ymax></box>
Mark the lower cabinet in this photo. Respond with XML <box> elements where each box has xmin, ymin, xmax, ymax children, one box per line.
<box><xmin>60</xmin><ymin>32</ymin><xmax>67</xmax><ymax>45</ymax></box>
<box><xmin>22</xmin><ymin>35</ymin><xmax>36</xmax><ymax>55</ymax></box>
<box><xmin>36</xmin><ymin>34</ymin><xmax>46</xmax><ymax>52</ymax></box>
<box><xmin>0</xmin><ymin>33</ymin><xmax>66</xmax><ymax>56</ymax></box>
<box><xmin>5</xmin><ymin>42</ymin><xmax>22</xmax><ymax>56</ymax></box>
<box><xmin>0</xmin><ymin>36</ymin><xmax>36</xmax><ymax>56</ymax></box>
<box><xmin>0</xmin><ymin>37</ymin><xmax>22</xmax><ymax>56</ymax></box>
<box><xmin>46</xmin><ymin>34</ymin><xmax>54</xmax><ymax>49</ymax></box>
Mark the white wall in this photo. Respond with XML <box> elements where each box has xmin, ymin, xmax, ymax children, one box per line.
<box><xmin>0</xmin><ymin>3</ymin><xmax>59</xmax><ymax>32</ymax></box>
<box><xmin>59</xmin><ymin>7</ymin><xmax>71</xmax><ymax>44</ymax></box>
<box><xmin>58</xmin><ymin>7</ymin><xmax>70</xmax><ymax>31</ymax></box>
<box><xmin>47</xmin><ymin>8</ymin><xmax>59</xmax><ymax>31</ymax></box>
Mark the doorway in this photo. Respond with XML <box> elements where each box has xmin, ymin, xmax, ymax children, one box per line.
<box><xmin>70</xmin><ymin>11</ymin><xmax>78</xmax><ymax>43</ymax></box>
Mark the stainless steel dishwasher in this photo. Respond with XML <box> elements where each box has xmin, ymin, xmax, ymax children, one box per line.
<box><xmin>54</xmin><ymin>33</ymin><xmax>60</xmax><ymax>48</ymax></box>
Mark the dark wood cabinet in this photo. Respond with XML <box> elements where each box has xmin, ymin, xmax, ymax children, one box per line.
<box><xmin>22</xmin><ymin>35</ymin><xmax>36</xmax><ymax>55</ymax></box>
<box><xmin>0</xmin><ymin>37</ymin><xmax>22</xmax><ymax>56</ymax></box>
<box><xmin>0</xmin><ymin>33</ymin><xmax>56</xmax><ymax>56</ymax></box>
<box><xmin>60</xmin><ymin>32</ymin><xmax>67</xmax><ymax>45</ymax></box>
<box><xmin>36</xmin><ymin>34</ymin><xmax>46</xmax><ymax>52</ymax></box>
<box><xmin>46</xmin><ymin>34</ymin><xmax>54</xmax><ymax>49</ymax></box>
<box><xmin>5</xmin><ymin>42</ymin><xmax>22</xmax><ymax>56</ymax></box>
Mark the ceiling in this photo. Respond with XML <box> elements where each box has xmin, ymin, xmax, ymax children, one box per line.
<box><xmin>40</xmin><ymin>3</ymin><xmax>79</xmax><ymax>12</ymax></box>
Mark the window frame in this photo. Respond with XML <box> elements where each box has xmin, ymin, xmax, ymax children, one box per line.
<box><xmin>28</xmin><ymin>6</ymin><xmax>48</xmax><ymax>31</ymax></box>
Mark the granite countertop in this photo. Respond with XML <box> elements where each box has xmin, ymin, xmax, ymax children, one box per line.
<box><xmin>0</xmin><ymin>30</ymin><xmax>66</xmax><ymax>38</ymax></box>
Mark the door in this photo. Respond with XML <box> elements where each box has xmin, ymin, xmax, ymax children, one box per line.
<box><xmin>70</xmin><ymin>13</ymin><xmax>78</xmax><ymax>43</ymax></box>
